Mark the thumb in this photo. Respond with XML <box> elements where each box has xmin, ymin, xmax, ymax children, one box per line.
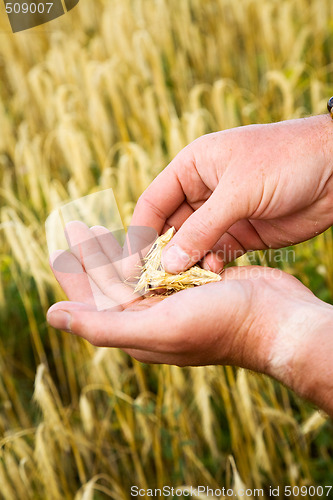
<box><xmin>162</xmin><ymin>182</ymin><xmax>246</xmax><ymax>273</ymax></box>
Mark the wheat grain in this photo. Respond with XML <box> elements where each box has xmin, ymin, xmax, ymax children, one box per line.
<box><xmin>134</xmin><ymin>227</ymin><xmax>222</xmax><ymax>294</ymax></box>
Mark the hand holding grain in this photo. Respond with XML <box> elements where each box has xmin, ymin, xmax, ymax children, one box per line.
<box><xmin>130</xmin><ymin>115</ymin><xmax>333</xmax><ymax>274</ymax></box>
<box><xmin>47</xmin><ymin>222</ymin><xmax>333</xmax><ymax>417</ymax></box>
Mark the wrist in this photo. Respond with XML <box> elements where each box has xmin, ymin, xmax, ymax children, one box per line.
<box><xmin>293</xmin><ymin>304</ymin><xmax>333</xmax><ymax>415</ymax></box>
<box><xmin>268</xmin><ymin>299</ymin><xmax>333</xmax><ymax>416</ymax></box>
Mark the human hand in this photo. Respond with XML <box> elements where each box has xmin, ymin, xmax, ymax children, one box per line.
<box><xmin>130</xmin><ymin>115</ymin><xmax>333</xmax><ymax>274</ymax></box>
<box><xmin>47</xmin><ymin>222</ymin><xmax>333</xmax><ymax>416</ymax></box>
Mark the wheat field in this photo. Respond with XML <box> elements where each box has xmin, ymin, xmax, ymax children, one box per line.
<box><xmin>0</xmin><ymin>0</ymin><xmax>333</xmax><ymax>498</ymax></box>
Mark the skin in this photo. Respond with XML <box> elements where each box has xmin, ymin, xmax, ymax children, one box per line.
<box><xmin>47</xmin><ymin>222</ymin><xmax>333</xmax><ymax>417</ymax></box>
<box><xmin>47</xmin><ymin>114</ymin><xmax>333</xmax><ymax>416</ymax></box>
<box><xmin>129</xmin><ymin>115</ymin><xmax>333</xmax><ymax>274</ymax></box>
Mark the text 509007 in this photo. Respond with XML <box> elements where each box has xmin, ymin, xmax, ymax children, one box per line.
<box><xmin>5</xmin><ymin>3</ymin><xmax>53</xmax><ymax>14</ymax></box>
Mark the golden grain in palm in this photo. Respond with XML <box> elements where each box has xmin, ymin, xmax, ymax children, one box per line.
<box><xmin>134</xmin><ymin>227</ymin><xmax>222</xmax><ymax>293</ymax></box>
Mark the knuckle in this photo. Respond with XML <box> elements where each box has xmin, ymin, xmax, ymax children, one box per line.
<box><xmin>186</xmin><ymin>217</ymin><xmax>211</xmax><ymax>244</ymax></box>
<box><xmin>138</xmin><ymin>193</ymin><xmax>166</xmax><ymax>223</ymax></box>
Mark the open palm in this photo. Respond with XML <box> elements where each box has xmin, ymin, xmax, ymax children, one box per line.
<box><xmin>48</xmin><ymin>221</ymin><xmax>323</xmax><ymax>377</ymax></box>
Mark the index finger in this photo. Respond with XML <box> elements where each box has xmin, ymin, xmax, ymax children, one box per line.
<box><xmin>130</xmin><ymin>151</ymin><xmax>190</xmax><ymax>233</ymax></box>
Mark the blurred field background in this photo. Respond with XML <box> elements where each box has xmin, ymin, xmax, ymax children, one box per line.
<box><xmin>0</xmin><ymin>0</ymin><xmax>333</xmax><ymax>498</ymax></box>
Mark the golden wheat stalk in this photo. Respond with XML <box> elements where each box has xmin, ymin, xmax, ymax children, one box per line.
<box><xmin>134</xmin><ymin>227</ymin><xmax>222</xmax><ymax>294</ymax></box>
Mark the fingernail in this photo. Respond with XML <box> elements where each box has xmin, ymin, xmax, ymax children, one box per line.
<box><xmin>162</xmin><ymin>244</ymin><xmax>190</xmax><ymax>273</ymax></box>
<box><xmin>47</xmin><ymin>310</ymin><xmax>72</xmax><ymax>332</ymax></box>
